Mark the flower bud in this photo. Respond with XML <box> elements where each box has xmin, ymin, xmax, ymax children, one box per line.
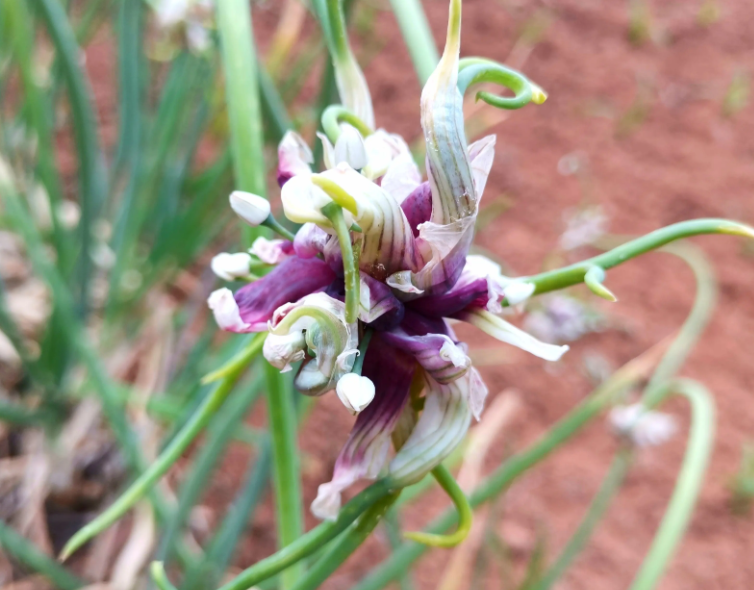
<box><xmin>504</xmin><ymin>281</ymin><xmax>535</xmax><ymax>305</ymax></box>
<box><xmin>211</xmin><ymin>252</ymin><xmax>252</xmax><ymax>281</ymax></box>
<box><xmin>207</xmin><ymin>288</ymin><xmax>251</xmax><ymax>332</ymax></box>
<box><xmin>264</xmin><ymin>331</ymin><xmax>307</xmax><ymax>373</ymax></box>
<box><xmin>336</xmin><ymin>373</ymin><xmax>376</xmax><ymax>415</ymax></box>
<box><xmin>333</xmin><ymin>124</ymin><xmax>368</xmax><ymax>170</ymax></box>
<box><xmin>229</xmin><ymin>191</ymin><xmax>270</xmax><ymax>227</ymax></box>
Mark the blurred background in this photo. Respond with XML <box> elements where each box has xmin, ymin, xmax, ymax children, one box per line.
<box><xmin>1</xmin><ymin>0</ymin><xmax>753</xmax><ymax>589</ymax></box>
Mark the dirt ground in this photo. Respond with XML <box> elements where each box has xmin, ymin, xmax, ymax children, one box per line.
<box><xmin>73</xmin><ymin>0</ymin><xmax>754</xmax><ymax>589</ymax></box>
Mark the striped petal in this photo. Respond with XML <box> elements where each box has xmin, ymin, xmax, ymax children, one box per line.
<box><xmin>311</xmin><ymin>338</ymin><xmax>415</xmax><ymax>520</ymax></box>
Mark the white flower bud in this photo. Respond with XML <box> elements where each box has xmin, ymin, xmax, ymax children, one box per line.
<box><xmin>333</xmin><ymin>124</ymin><xmax>368</xmax><ymax>170</ymax></box>
<box><xmin>336</xmin><ymin>373</ymin><xmax>376</xmax><ymax>415</ymax></box>
<box><xmin>504</xmin><ymin>281</ymin><xmax>535</xmax><ymax>305</ymax></box>
<box><xmin>609</xmin><ymin>404</ymin><xmax>677</xmax><ymax>448</ymax></box>
<box><xmin>229</xmin><ymin>191</ymin><xmax>270</xmax><ymax>227</ymax></box>
<box><xmin>264</xmin><ymin>331</ymin><xmax>307</xmax><ymax>373</ymax></box>
<box><xmin>211</xmin><ymin>252</ymin><xmax>252</xmax><ymax>281</ymax></box>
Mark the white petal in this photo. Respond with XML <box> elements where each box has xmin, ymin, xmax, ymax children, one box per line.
<box><xmin>363</xmin><ymin>130</ymin><xmax>412</xmax><ymax>180</ymax></box>
<box><xmin>386</xmin><ymin>271</ymin><xmax>424</xmax><ymax>294</ymax></box>
<box><xmin>439</xmin><ymin>340</ymin><xmax>470</xmax><ymax>368</ymax></box>
<box><xmin>381</xmin><ymin>153</ymin><xmax>422</xmax><ymax>204</ymax></box>
<box><xmin>208</xmin><ymin>288</ymin><xmax>250</xmax><ymax>331</ymax></box>
<box><xmin>230</xmin><ymin>191</ymin><xmax>270</xmax><ymax>226</ymax></box>
<box><xmin>211</xmin><ymin>252</ymin><xmax>252</xmax><ymax>281</ymax></box>
<box><xmin>264</xmin><ymin>331</ymin><xmax>307</xmax><ymax>373</ymax></box>
<box><xmin>318</xmin><ymin>132</ymin><xmax>336</xmax><ymax>170</ymax></box>
<box><xmin>468</xmin><ymin>135</ymin><xmax>496</xmax><ymax>199</ymax></box>
<box><xmin>336</xmin><ymin>373</ymin><xmax>376</xmax><ymax>414</ymax></box>
<box><xmin>462</xmin><ymin>310</ymin><xmax>569</xmax><ymax>362</ymax></box>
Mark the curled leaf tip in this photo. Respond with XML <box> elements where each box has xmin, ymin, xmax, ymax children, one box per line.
<box><xmin>718</xmin><ymin>222</ymin><xmax>754</xmax><ymax>239</ymax></box>
<box><xmin>531</xmin><ymin>83</ymin><xmax>548</xmax><ymax>104</ymax></box>
<box><xmin>585</xmin><ymin>266</ymin><xmax>618</xmax><ymax>302</ymax></box>
<box><xmin>404</xmin><ymin>465</ymin><xmax>472</xmax><ymax>548</ymax></box>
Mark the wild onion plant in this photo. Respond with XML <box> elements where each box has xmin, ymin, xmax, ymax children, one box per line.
<box><xmin>0</xmin><ymin>1</ymin><xmax>751</xmax><ymax>590</ymax></box>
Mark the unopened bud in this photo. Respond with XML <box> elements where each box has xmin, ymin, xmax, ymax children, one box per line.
<box><xmin>333</xmin><ymin>124</ymin><xmax>368</xmax><ymax>170</ymax></box>
<box><xmin>211</xmin><ymin>252</ymin><xmax>252</xmax><ymax>281</ymax></box>
<box><xmin>336</xmin><ymin>372</ymin><xmax>376</xmax><ymax>414</ymax></box>
<box><xmin>504</xmin><ymin>281</ymin><xmax>535</xmax><ymax>305</ymax></box>
<box><xmin>229</xmin><ymin>191</ymin><xmax>270</xmax><ymax>227</ymax></box>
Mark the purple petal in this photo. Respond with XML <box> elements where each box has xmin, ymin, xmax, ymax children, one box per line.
<box><xmin>226</xmin><ymin>257</ymin><xmax>335</xmax><ymax>332</ymax></box>
<box><xmin>311</xmin><ymin>336</ymin><xmax>415</xmax><ymax>520</ymax></box>
<box><xmin>293</xmin><ymin>223</ymin><xmax>329</xmax><ymax>259</ymax></box>
<box><xmin>400</xmin><ymin>182</ymin><xmax>433</xmax><ymax>238</ymax></box>
<box><xmin>359</xmin><ymin>273</ymin><xmax>404</xmax><ymax>330</ymax></box>
<box><xmin>381</xmin><ymin>311</ymin><xmax>470</xmax><ymax>384</ymax></box>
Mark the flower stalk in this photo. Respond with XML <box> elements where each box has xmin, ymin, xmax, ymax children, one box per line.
<box><xmin>321</xmin><ymin>201</ymin><xmax>361</xmax><ymax>323</ymax></box>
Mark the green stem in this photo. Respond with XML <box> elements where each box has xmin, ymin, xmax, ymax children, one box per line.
<box><xmin>388</xmin><ymin>0</ymin><xmax>439</xmax><ymax>85</ymax></box>
<box><xmin>151</xmin><ymin>562</ymin><xmax>179</xmax><ymax>590</ymax></box>
<box><xmin>216</xmin><ymin>479</ymin><xmax>392</xmax><ymax>590</ymax></box>
<box><xmin>155</xmin><ymin>370</ymin><xmax>265</xmax><ymax>563</ymax></box>
<box><xmin>629</xmin><ymin>379</ymin><xmax>715</xmax><ymax>590</ymax></box>
<box><xmin>325</xmin><ymin>0</ymin><xmax>350</xmax><ymax>60</ymax></box>
<box><xmin>34</xmin><ymin>0</ymin><xmax>108</xmax><ymax>317</ymax></box>
<box><xmin>404</xmin><ymin>465</ymin><xmax>472</xmax><ymax>547</ymax></box>
<box><xmin>264</xmin><ymin>363</ymin><xmax>305</xmax><ymax>590</ymax></box>
<box><xmin>534</xmin><ymin>450</ymin><xmax>633</xmax><ymax>590</ymax></box>
<box><xmin>457</xmin><ymin>58</ymin><xmax>539</xmax><ymax>110</ymax></box>
<box><xmin>60</xmin><ymin>334</ymin><xmax>266</xmax><ymax>561</ymax></box>
<box><xmin>179</xmin><ymin>439</ymin><xmax>273</xmax><ymax>590</ymax></box>
<box><xmin>519</xmin><ymin>219</ymin><xmax>752</xmax><ymax>300</ymax></box>
<box><xmin>216</xmin><ymin>0</ymin><xmax>267</xmax><ymax>245</ymax></box>
<box><xmin>0</xmin><ymin>519</ymin><xmax>85</xmax><ymax>590</ymax></box>
<box><xmin>352</xmin><ymin>329</ymin><xmax>374</xmax><ymax>375</ymax></box>
<box><xmin>321</xmin><ymin>202</ymin><xmax>360</xmax><ymax>324</ymax></box>
<box><xmin>643</xmin><ymin>243</ymin><xmax>716</xmax><ymax>403</ymax></box>
<box><xmin>290</xmin><ymin>492</ymin><xmax>402</xmax><ymax>590</ymax></box>
<box><xmin>321</xmin><ymin>105</ymin><xmax>373</xmax><ymax>141</ymax></box>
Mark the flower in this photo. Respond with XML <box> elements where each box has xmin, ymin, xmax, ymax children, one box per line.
<box><xmin>209</xmin><ymin>0</ymin><xmax>559</xmax><ymax>520</ymax></box>
<box><xmin>523</xmin><ymin>294</ymin><xmax>603</xmax><ymax>344</ymax></box>
<box><xmin>609</xmin><ymin>403</ymin><xmax>677</xmax><ymax>448</ymax></box>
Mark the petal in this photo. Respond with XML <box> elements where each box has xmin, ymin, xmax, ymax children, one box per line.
<box><xmin>358</xmin><ymin>272</ymin><xmax>404</xmax><ymax>329</ymax></box>
<box><xmin>380</xmin><ymin>153</ymin><xmax>422</xmax><ymax>205</ymax></box>
<box><xmin>458</xmin><ymin>309</ymin><xmax>569</xmax><ymax>362</ymax></box>
<box><xmin>277</xmin><ymin>131</ymin><xmax>313</xmax><ymax>187</ymax></box>
<box><xmin>308</xmin><ymin>164</ymin><xmax>423</xmax><ymax>280</ymax></box>
<box><xmin>219</xmin><ymin>256</ymin><xmax>335</xmax><ymax>333</ymax></box>
<box><xmin>318</xmin><ymin>132</ymin><xmax>336</xmax><ymax>170</ymax></box>
<box><xmin>382</xmin><ymin>312</ymin><xmax>470</xmax><ymax>384</ymax></box>
<box><xmin>311</xmin><ymin>338</ymin><xmax>415</xmax><ymax>520</ymax></box>
<box><xmin>408</xmin><ymin>254</ymin><xmax>531</xmax><ymax>317</ymax></box>
<box><xmin>333</xmin><ymin>52</ymin><xmax>375</xmax><ymax>129</ymax></box>
<box><xmin>400</xmin><ymin>182</ymin><xmax>433</xmax><ymax>238</ymax></box>
<box><xmin>293</xmin><ymin>223</ymin><xmax>329</xmax><ymax>259</ymax></box>
<box><xmin>388</xmin><ymin>372</ymin><xmax>473</xmax><ymax>487</ymax></box>
<box><xmin>467</xmin><ymin>135</ymin><xmax>496</xmax><ymax>199</ymax></box>
<box><xmin>249</xmin><ymin>237</ymin><xmax>293</xmax><ymax>265</ymax></box>
<box><xmin>208</xmin><ymin>288</ymin><xmax>251</xmax><ymax>332</ymax></box>
<box><xmin>387</xmin><ymin>215</ymin><xmax>475</xmax><ymax>297</ymax></box>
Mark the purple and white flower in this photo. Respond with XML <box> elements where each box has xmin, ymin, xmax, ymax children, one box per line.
<box><xmin>209</xmin><ymin>0</ymin><xmax>564</xmax><ymax>520</ymax></box>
